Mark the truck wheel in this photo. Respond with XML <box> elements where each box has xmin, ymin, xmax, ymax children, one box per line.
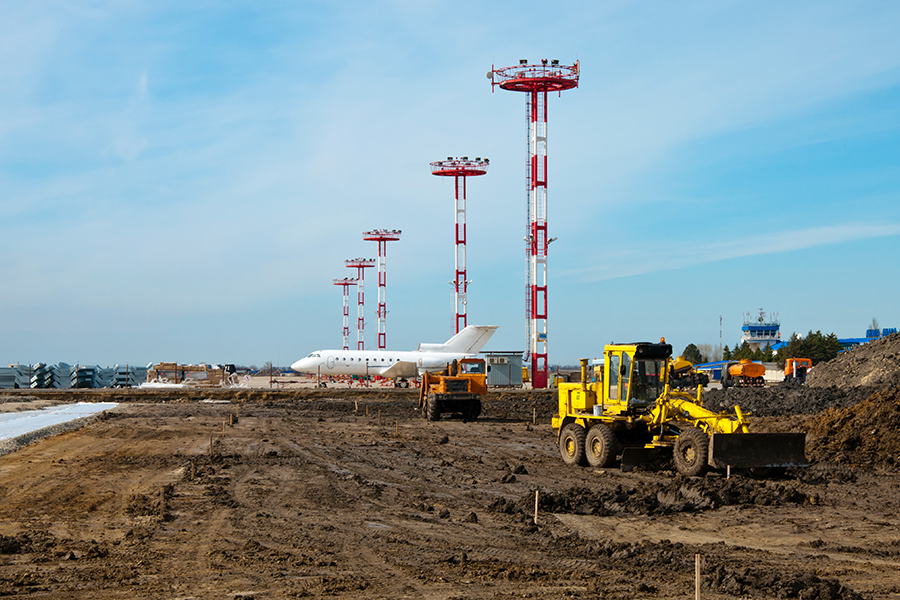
<box><xmin>674</xmin><ymin>427</ymin><xmax>709</xmax><ymax>477</ymax></box>
<box><xmin>559</xmin><ymin>424</ymin><xmax>587</xmax><ymax>467</ymax></box>
<box><xmin>468</xmin><ymin>399</ymin><xmax>482</xmax><ymax>422</ymax></box>
<box><xmin>426</xmin><ymin>394</ymin><xmax>441</xmax><ymax>422</ymax></box>
<box><xmin>585</xmin><ymin>423</ymin><xmax>617</xmax><ymax>468</ymax></box>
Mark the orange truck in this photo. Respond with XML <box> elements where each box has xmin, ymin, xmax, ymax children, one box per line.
<box><xmin>418</xmin><ymin>358</ymin><xmax>487</xmax><ymax>422</ymax></box>
<box><xmin>721</xmin><ymin>359</ymin><xmax>766</xmax><ymax>388</ymax></box>
<box><xmin>784</xmin><ymin>358</ymin><xmax>812</xmax><ymax>383</ymax></box>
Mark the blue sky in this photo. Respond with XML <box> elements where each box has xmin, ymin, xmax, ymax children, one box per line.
<box><xmin>2</xmin><ymin>1</ymin><xmax>899</xmax><ymax>367</ymax></box>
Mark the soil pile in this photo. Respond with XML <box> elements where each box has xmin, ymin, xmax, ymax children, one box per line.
<box><xmin>703</xmin><ymin>385</ymin><xmax>870</xmax><ymax>416</ymax></box>
<box><xmin>497</xmin><ymin>477</ymin><xmax>813</xmax><ymax>518</ymax></box>
<box><xmin>704</xmin><ymin>563</ymin><xmax>865</xmax><ymax>600</ymax></box>
<box><xmin>805</xmin><ymin>387</ymin><xmax>900</xmax><ymax>468</ymax></box>
<box><xmin>703</xmin><ymin>332</ymin><xmax>900</xmax><ymax>417</ymax></box>
<box><xmin>808</xmin><ymin>332</ymin><xmax>900</xmax><ymax>388</ymax></box>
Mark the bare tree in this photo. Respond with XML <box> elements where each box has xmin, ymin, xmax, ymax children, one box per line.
<box><xmin>696</xmin><ymin>343</ymin><xmax>718</xmax><ymax>363</ymax></box>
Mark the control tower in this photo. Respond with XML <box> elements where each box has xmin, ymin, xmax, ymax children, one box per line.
<box><xmin>741</xmin><ymin>308</ymin><xmax>781</xmax><ymax>351</ymax></box>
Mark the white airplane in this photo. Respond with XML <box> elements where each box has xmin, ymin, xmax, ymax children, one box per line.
<box><xmin>290</xmin><ymin>325</ymin><xmax>498</xmax><ymax>379</ymax></box>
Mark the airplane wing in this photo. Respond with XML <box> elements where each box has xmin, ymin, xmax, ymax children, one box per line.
<box><xmin>379</xmin><ymin>361</ymin><xmax>419</xmax><ymax>378</ymax></box>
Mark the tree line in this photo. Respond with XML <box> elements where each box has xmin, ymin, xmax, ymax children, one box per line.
<box><xmin>682</xmin><ymin>330</ymin><xmax>843</xmax><ymax>367</ymax></box>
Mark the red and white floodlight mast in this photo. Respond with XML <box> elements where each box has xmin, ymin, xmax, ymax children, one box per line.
<box><xmin>430</xmin><ymin>157</ymin><xmax>489</xmax><ymax>334</ymax></box>
<box><xmin>333</xmin><ymin>277</ymin><xmax>358</xmax><ymax>350</ymax></box>
<box><xmin>490</xmin><ymin>58</ymin><xmax>579</xmax><ymax>389</ymax></box>
<box><xmin>362</xmin><ymin>229</ymin><xmax>402</xmax><ymax>349</ymax></box>
<box><xmin>345</xmin><ymin>258</ymin><xmax>375</xmax><ymax>350</ymax></box>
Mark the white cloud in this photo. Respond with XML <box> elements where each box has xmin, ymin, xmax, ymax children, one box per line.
<box><xmin>564</xmin><ymin>221</ymin><xmax>900</xmax><ymax>282</ymax></box>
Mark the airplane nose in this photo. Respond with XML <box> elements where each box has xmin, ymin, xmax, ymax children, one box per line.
<box><xmin>291</xmin><ymin>359</ymin><xmax>304</xmax><ymax>371</ymax></box>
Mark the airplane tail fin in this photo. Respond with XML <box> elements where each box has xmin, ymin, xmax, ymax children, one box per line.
<box><xmin>417</xmin><ymin>325</ymin><xmax>498</xmax><ymax>354</ymax></box>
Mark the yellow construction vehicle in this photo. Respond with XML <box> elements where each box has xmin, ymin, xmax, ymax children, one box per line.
<box><xmin>552</xmin><ymin>341</ymin><xmax>806</xmax><ymax>476</ymax></box>
<box><xmin>419</xmin><ymin>358</ymin><xmax>487</xmax><ymax>422</ymax></box>
<box><xmin>669</xmin><ymin>356</ymin><xmax>710</xmax><ymax>390</ymax></box>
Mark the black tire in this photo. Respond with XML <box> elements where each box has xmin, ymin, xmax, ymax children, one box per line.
<box><xmin>426</xmin><ymin>394</ymin><xmax>441</xmax><ymax>422</ymax></box>
<box><xmin>585</xmin><ymin>423</ymin><xmax>617</xmax><ymax>468</ymax></box>
<box><xmin>559</xmin><ymin>424</ymin><xmax>587</xmax><ymax>467</ymax></box>
<box><xmin>469</xmin><ymin>399</ymin><xmax>482</xmax><ymax>422</ymax></box>
<box><xmin>673</xmin><ymin>426</ymin><xmax>710</xmax><ymax>477</ymax></box>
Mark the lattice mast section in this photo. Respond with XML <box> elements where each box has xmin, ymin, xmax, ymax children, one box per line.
<box><xmin>430</xmin><ymin>157</ymin><xmax>490</xmax><ymax>333</ymax></box>
<box><xmin>345</xmin><ymin>258</ymin><xmax>375</xmax><ymax>350</ymax></box>
<box><xmin>362</xmin><ymin>229</ymin><xmax>402</xmax><ymax>350</ymax></box>
<box><xmin>490</xmin><ymin>58</ymin><xmax>579</xmax><ymax>389</ymax></box>
<box><xmin>333</xmin><ymin>277</ymin><xmax>358</xmax><ymax>350</ymax></box>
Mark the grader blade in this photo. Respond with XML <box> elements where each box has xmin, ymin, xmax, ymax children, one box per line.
<box><xmin>709</xmin><ymin>432</ymin><xmax>808</xmax><ymax>469</ymax></box>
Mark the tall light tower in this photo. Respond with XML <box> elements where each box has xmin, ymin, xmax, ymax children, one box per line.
<box><xmin>362</xmin><ymin>229</ymin><xmax>402</xmax><ymax>349</ymax></box>
<box><xmin>490</xmin><ymin>58</ymin><xmax>579</xmax><ymax>389</ymax></box>
<box><xmin>333</xmin><ymin>277</ymin><xmax>358</xmax><ymax>350</ymax></box>
<box><xmin>430</xmin><ymin>156</ymin><xmax>489</xmax><ymax>333</ymax></box>
<box><xmin>345</xmin><ymin>258</ymin><xmax>375</xmax><ymax>350</ymax></box>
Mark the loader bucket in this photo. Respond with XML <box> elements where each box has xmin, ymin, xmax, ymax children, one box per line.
<box><xmin>709</xmin><ymin>432</ymin><xmax>808</xmax><ymax>469</ymax></box>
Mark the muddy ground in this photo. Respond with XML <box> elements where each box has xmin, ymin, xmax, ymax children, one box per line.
<box><xmin>1</xmin><ymin>387</ymin><xmax>899</xmax><ymax>599</ymax></box>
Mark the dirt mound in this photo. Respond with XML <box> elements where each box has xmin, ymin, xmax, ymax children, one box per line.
<box><xmin>808</xmin><ymin>331</ymin><xmax>900</xmax><ymax>388</ymax></box>
<box><xmin>805</xmin><ymin>387</ymin><xmax>900</xmax><ymax>469</ymax></box>
<box><xmin>494</xmin><ymin>477</ymin><xmax>812</xmax><ymax>518</ymax></box>
<box><xmin>549</xmin><ymin>534</ymin><xmax>865</xmax><ymax>600</ymax></box>
<box><xmin>703</xmin><ymin>385</ymin><xmax>871</xmax><ymax>416</ymax></box>
<box><xmin>704</xmin><ymin>563</ymin><xmax>865</xmax><ymax>600</ymax></box>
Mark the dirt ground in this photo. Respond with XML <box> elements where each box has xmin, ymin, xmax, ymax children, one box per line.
<box><xmin>1</xmin><ymin>386</ymin><xmax>899</xmax><ymax>599</ymax></box>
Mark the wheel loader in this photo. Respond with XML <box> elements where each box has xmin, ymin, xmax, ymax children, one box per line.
<box><xmin>418</xmin><ymin>358</ymin><xmax>487</xmax><ymax>422</ymax></box>
<box><xmin>551</xmin><ymin>341</ymin><xmax>807</xmax><ymax>476</ymax></box>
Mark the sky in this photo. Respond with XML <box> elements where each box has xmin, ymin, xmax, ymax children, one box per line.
<box><xmin>2</xmin><ymin>1</ymin><xmax>900</xmax><ymax>368</ymax></box>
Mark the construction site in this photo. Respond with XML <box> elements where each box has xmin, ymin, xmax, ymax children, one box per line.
<box><xmin>0</xmin><ymin>333</ymin><xmax>898</xmax><ymax>599</ymax></box>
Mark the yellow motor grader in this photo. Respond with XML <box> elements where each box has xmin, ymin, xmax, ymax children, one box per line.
<box><xmin>552</xmin><ymin>341</ymin><xmax>807</xmax><ymax>476</ymax></box>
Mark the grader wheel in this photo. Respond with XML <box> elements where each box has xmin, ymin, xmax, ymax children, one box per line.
<box><xmin>674</xmin><ymin>426</ymin><xmax>710</xmax><ymax>477</ymax></box>
<box><xmin>585</xmin><ymin>423</ymin><xmax>617</xmax><ymax>468</ymax></box>
<box><xmin>559</xmin><ymin>424</ymin><xmax>587</xmax><ymax>467</ymax></box>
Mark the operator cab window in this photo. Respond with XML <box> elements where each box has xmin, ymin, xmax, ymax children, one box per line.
<box><xmin>608</xmin><ymin>354</ymin><xmax>620</xmax><ymax>400</ymax></box>
<box><xmin>621</xmin><ymin>353</ymin><xmax>631</xmax><ymax>401</ymax></box>
<box><xmin>631</xmin><ymin>359</ymin><xmax>664</xmax><ymax>406</ymax></box>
